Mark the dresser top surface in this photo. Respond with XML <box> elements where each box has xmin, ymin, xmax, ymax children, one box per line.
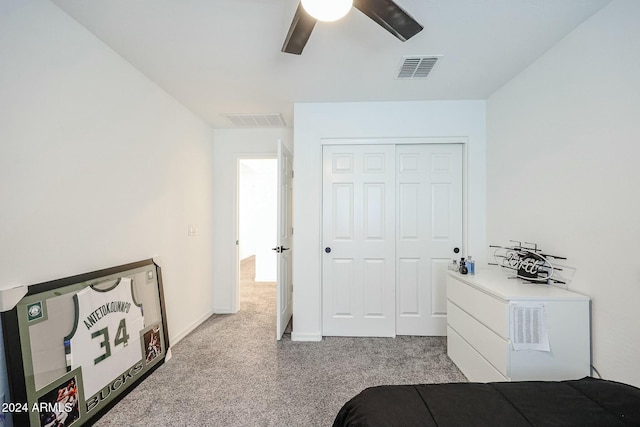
<box><xmin>448</xmin><ymin>269</ymin><xmax>590</xmax><ymax>301</ymax></box>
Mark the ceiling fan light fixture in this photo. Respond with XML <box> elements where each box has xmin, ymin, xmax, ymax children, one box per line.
<box><xmin>301</xmin><ymin>0</ymin><xmax>353</xmax><ymax>22</ymax></box>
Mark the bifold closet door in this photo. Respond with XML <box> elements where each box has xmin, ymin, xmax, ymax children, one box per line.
<box><xmin>322</xmin><ymin>145</ymin><xmax>396</xmax><ymax>337</ymax></box>
<box><xmin>395</xmin><ymin>144</ymin><xmax>463</xmax><ymax>336</ymax></box>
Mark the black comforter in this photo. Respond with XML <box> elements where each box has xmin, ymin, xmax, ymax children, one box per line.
<box><xmin>333</xmin><ymin>377</ymin><xmax>640</xmax><ymax>427</ymax></box>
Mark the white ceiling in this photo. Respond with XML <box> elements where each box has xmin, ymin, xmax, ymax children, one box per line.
<box><xmin>51</xmin><ymin>0</ymin><xmax>611</xmax><ymax>128</ymax></box>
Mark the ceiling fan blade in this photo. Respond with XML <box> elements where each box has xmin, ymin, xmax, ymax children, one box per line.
<box><xmin>282</xmin><ymin>2</ymin><xmax>317</xmax><ymax>55</ymax></box>
<box><xmin>353</xmin><ymin>0</ymin><xmax>423</xmax><ymax>42</ymax></box>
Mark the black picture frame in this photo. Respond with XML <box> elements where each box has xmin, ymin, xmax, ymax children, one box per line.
<box><xmin>1</xmin><ymin>259</ymin><xmax>170</xmax><ymax>426</ymax></box>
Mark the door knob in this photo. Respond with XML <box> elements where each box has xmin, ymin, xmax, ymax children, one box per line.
<box><xmin>281</xmin><ymin>247</ymin><xmax>290</xmax><ymax>251</ymax></box>
<box><xmin>453</xmin><ymin>247</ymin><xmax>460</xmax><ymax>254</ymax></box>
<box><xmin>325</xmin><ymin>247</ymin><xmax>331</xmax><ymax>253</ymax></box>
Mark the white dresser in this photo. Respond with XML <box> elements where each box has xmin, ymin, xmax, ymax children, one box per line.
<box><xmin>447</xmin><ymin>269</ymin><xmax>590</xmax><ymax>382</ymax></box>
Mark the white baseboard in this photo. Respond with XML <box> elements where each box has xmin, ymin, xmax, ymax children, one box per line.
<box><xmin>213</xmin><ymin>307</ymin><xmax>238</xmax><ymax>314</ymax></box>
<box><xmin>169</xmin><ymin>310</ymin><xmax>214</xmax><ymax>346</ymax></box>
<box><xmin>291</xmin><ymin>331</ymin><xmax>322</xmax><ymax>342</ymax></box>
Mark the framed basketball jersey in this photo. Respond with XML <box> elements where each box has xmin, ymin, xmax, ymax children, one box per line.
<box><xmin>1</xmin><ymin>259</ymin><xmax>170</xmax><ymax>427</ymax></box>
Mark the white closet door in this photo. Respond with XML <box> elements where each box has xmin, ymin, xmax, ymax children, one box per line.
<box><xmin>322</xmin><ymin>145</ymin><xmax>396</xmax><ymax>337</ymax></box>
<box><xmin>396</xmin><ymin>144</ymin><xmax>463</xmax><ymax>335</ymax></box>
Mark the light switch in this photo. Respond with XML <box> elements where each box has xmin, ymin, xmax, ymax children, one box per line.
<box><xmin>188</xmin><ymin>224</ymin><xmax>199</xmax><ymax>236</ymax></box>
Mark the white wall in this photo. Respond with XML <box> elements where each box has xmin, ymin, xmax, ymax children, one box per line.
<box><xmin>292</xmin><ymin>101</ymin><xmax>486</xmax><ymax>341</ymax></box>
<box><xmin>239</xmin><ymin>163</ymin><xmax>257</xmax><ymax>260</ymax></box>
<box><xmin>0</xmin><ymin>0</ymin><xmax>215</xmax><ymax>417</ymax></box>
<box><xmin>212</xmin><ymin>128</ymin><xmax>292</xmax><ymax>313</ymax></box>
<box><xmin>487</xmin><ymin>0</ymin><xmax>640</xmax><ymax>387</ymax></box>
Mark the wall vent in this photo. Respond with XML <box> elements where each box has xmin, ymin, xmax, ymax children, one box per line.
<box><xmin>397</xmin><ymin>56</ymin><xmax>440</xmax><ymax>79</ymax></box>
<box><xmin>224</xmin><ymin>113</ymin><xmax>286</xmax><ymax>128</ymax></box>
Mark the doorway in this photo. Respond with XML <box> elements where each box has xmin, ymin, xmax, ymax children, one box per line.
<box><xmin>238</xmin><ymin>158</ymin><xmax>277</xmax><ymax>294</ymax></box>
<box><xmin>234</xmin><ymin>141</ymin><xmax>293</xmax><ymax>340</ymax></box>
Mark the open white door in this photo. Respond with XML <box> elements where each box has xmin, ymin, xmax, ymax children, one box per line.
<box><xmin>275</xmin><ymin>140</ymin><xmax>293</xmax><ymax>340</ymax></box>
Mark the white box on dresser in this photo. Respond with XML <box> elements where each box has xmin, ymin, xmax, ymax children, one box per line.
<box><xmin>446</xmin><ymin>269</ymin><xmax>590</xmax><ymax>382</ymax></box>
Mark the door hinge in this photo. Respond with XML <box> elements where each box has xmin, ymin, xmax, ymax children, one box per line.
<box><xmin>236</xmin><ymin>240</ymin><xmax>239</xmax><ymax>245</ymax></box>
<box><xmin>291</xmin><ymin>170</ymin><xmax>294</xmax><ymax>178</ymax></box>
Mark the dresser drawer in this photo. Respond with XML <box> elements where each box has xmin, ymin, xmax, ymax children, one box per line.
<box><xmin>447</xmin><ymin>275</ymin><xmax>508</xmax><ymax>338</ymax></box>
<box><xmin>448</xmin><ymin>301</ymin><xmax>510</xmax><ymax>376</ymax></box>
<box><xmin>447</xmin><ymin>326</ymin><xmax>509</xmax><ymax>383</ymax></box>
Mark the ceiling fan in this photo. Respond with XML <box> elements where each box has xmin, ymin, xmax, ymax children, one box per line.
<box><xmin>282</xmin><ymin>0</ymin><xmax>424</xmax><ymax>55</ymax></box>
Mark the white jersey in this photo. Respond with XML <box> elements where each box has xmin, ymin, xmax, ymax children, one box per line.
<box><xmin>64</xmin><ymin>277</ymin><xmax>144</xmax><ymax>398</ymax></box>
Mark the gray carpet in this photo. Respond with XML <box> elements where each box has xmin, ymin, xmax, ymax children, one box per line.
<box><xmin>94</xmin><ymin>257</ymin><xmax>466</xmax><ymax>426</ymax></box>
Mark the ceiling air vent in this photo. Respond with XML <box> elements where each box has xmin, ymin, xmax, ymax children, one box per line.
<box><xmin>397</xmin><ymin>56</ymin><xmax>440</xmax><ymax>79</ymax></box>
<box><xmin>224</xmin><ymin>113</ymin><xmax>286</xmax><ymax>128</ymax></box>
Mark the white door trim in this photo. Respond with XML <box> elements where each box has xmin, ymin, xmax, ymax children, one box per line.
<box><xmin>320</xmin><ymin>136</ymin><xmax>468</xmax><ymax>146</ymax></box>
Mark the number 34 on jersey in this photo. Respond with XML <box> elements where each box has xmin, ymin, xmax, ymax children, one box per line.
<box><xmin>64</xmin><ymin>277</ymin><xmax>145</xmax><ymax>399</ymax></box>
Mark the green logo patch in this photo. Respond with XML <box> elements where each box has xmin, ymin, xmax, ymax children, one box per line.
<box><xmin>27</xmin><ymin>302</ymin><xmax>43</xmax><ymax>321</ymax></box>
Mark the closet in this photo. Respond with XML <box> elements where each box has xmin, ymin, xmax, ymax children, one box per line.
<box><xmin>322</xmin><ymin>143</ymin><xmax>463</xmax><ymax>337</ymax></box>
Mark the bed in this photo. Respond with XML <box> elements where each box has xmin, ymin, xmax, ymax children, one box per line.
<box><xmin>333</xmin><ymin>377</ymin><xmax>640</xmax><ymax>427</ymax></box>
